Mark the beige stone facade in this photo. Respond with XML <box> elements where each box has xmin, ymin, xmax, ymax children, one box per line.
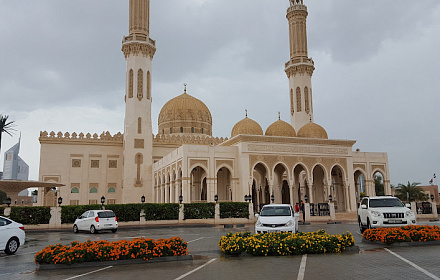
<box><xmin>37</xmin><ymin>0</ymin><xmax>390</xmax><ymax>214</ymax></box>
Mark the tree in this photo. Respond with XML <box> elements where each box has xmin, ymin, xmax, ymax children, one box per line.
<box><xmin>374</xmin><ymin>174</ymin><xmax>385</xmax><ymax>196</ymax></box>
<box><xmin>0</xmin><ymin>114</ymin><xmax>16</xmax><ymax>156</ymax></box>
<box><xmin>394</xmin><ymin>181</ymin><xmax>429</xmax><ymax>202</ymax></box>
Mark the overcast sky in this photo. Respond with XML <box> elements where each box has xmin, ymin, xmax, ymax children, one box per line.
<box><xmin>1</xmin><ymin>0</ymin><xmax>440</xmax><ymax>187</ymax></box>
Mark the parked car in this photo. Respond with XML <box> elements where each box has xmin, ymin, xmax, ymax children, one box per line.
<box><xmin>73</xmin><ymin>210</ymin><xmax>118</xmax><ymax>234</ymax></box>
<box><xmin>255</xmin><ymin>204</ymin><xmax>299</xmax><ymax>234</ymax></box>
<box><xmin>358</xmin><ymin>196</ymin><xmax>416</xmax><ymax>233</ymax></box>
<box><xmin>0</xmin><ymin>216</ymin><xmax>26</xmax><ymax>255</ymax></box>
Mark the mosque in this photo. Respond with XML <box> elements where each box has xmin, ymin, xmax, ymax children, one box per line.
<box><xmin>37</xmin><ymin>0</ymin><xmax>390</xmax><ymax>215</ymax></box>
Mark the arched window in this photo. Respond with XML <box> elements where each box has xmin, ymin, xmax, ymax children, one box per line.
<box><xmin>180</xmin><ymin>127</ymin><xmax>183</xmax><ymax>133</ymax></box>
<box><xmin>290</xmin><ymin>89</ymin><xmax>294</xmax><ymax>115</ymax></box>
<box><xmin>71</xmin><ymin>187</ymin><xmax>80</xmax><ymax>194</ymax></box>
<box><xmin>191</xmin><ymin>127</ymin><xmax>194</xmax><ymax>133</ymax></box>
<box><xmin>137</xmin><ymin>69</ymin><xmax>143</xmax><ymax>100</ymax></box>
<box><xmin>108</xmin><ymin>187</ymin><xmax>116</xmax><ymax>193</ymax></box>
<box><xmin>138</xmin><ymin>117</ymin><xmax>142</xmax><ymax>134</ymax></box>
<box><xmin>296</xmin><ymin>87</ymin><xmax>302</xmax><ymax>112</ymax></box>
<box><xmin>304</xmin><ymin>86</ymin><xmax>310</xmax><ymax>113</ymax></box>
<box><xmin>128</xmin><ymin>69</ymin><xmax>134</xmax><ymax>98</ymax></box>
<box><xmin>201</xmin><ymin>128</ymin><xmax>204</xmax><ymax>134</ymax></box>
<box><xmin>90</xmin><ymin>187</ymin><xmax>98</xmax><ymax>194</ymax></box>
<box><xmin>170</xmin><ymin>128</ymin><xmax>173</xmax><ymax>134</ymax></box>
<box><xmin>147</xmin><ymin>71</ymin><xmax>151</xmax><ymax>100</ymax></box>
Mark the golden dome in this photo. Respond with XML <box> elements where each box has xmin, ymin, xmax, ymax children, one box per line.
<box><xmin>158</xmin><ymin>89</ymin><xmax>212</xmax><ymax>136</ymax></box>
<box><xmin>231</xmin><ymin>115</ymin><xmax>263</xmax><ymax>138</ymax></box>
<box><xmin>265</xmin><ymin>119</ymin><xmax>296</xmax><ymax>137</ymax></box>
<box><xmin>297</xmin><ymin>122</ymin><xmax>328</xmax><ymax>139</ymax></box>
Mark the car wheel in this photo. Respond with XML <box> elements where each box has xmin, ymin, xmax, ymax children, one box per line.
<box><xmin>5</xmin><ymin>238</ymin><xmax>19</xmax><ymax>255</ymax></box>
<box><xmin>111</xmin><ymin>229</ymin><xmax>117</xmax><ymax>233</ymax></box>
<box><xmin>73</xmin><ymin>224</ymin><xmax>79</xmax><ymax>233</ymax></box>
<box><xmin>358</xmin><ymin>217</ymin><xmax>366</xmax><ymax>233</ymax></box>
<box><xmin>90</xmin><ymin>225</ymin><xmax>97</xmax><ymax>234</ymax></box>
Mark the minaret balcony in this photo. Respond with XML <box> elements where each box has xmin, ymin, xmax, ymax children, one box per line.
<box><xmin>123</xmin><ymin>34</ymin><xmax>156</xmax><ymax>47</ymax></box>
<box><xmin>285</xmin><ymin>57</ymin><xmax>314</xmax><ymax>69</ymax></box>
<box><xmin>287</xmin><ymin>4</ymin><xmax>307</xmax><ymax>13</ymax></box>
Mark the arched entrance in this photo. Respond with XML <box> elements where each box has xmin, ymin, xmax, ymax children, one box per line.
<box><xmin>274</xmin><ymin>163</ymin><xmax>290</xmax><ymax>205</ymax></box>
<box><xmin>281</xmin><ymin>180</ymin><xmax>290</xmax><ymax>204</ymax></box>
<box><xmin>253</xmin><ymin>163</ymin><xmax>269</xmax><ymax>210</ymax></box>
<box><xmin>217</xmin><ymin>167</ymin><xmax>232</xmax><ymax>201</ymax></box>
<box><xmin>354</xmin><ymin>170</ymin><xmax>365</xmax><ymax>203</ymax></box>
<box><xmin>373</xmin><ymin>172</ymin><xmax>385</xmax><ymax>196</ymax></box>
<box><xmin>293</xmin><ymin>164</ymin><xmax>308</xmax><ymax>204</ymax></box>
<box><xmin>190</xmin><ymin>166</ymin><xmax>207</xmax><ymax>202</ymax></box>
<box><xmin>331</xmin><ymin>165</ymin><xmax>346</xmax><ymax>212</ymax></box>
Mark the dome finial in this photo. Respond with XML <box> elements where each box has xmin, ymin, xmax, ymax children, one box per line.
<box><xmin>183</xmin><ymin>83</ymin><xmax>187</xmax><ymax>94</ymax></box>
<box><xmin>245</xmin><ymin>109</ymin><xmax>248</xmax><ymax>118</ymax></box>
<box><xmin>309</xmin><ymin>114</ymin><xmax>312</xmax><ymax>122</ymax></box>
<box><xmin>278</xmin><ymin>112</ymin><xmax>281</xmax><ymax>120</ymax></box>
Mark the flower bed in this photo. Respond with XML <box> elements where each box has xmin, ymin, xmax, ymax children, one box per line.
<box><xmin>363</xmin><ymin>225</ymin><xmax>440</xmax><ymax>245</ymax></box>
<box><xmin>35</xmin><ymin>237</ymin><xmax>188</xmax><ymax>265</ymax></box>
<box><xmin>219</xmin><ymin>230</ymin><xmax>354</xmax><ymax>256</ymax></box>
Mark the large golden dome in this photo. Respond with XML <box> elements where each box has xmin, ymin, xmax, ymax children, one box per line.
<box><xmin>297</xmin><ymin>122</ymin><xmax>328</xmax><ymax>139</ymax></box>
<box><xmin>158</xmin><ymin>89</ymin><xmax>212</xmax><ymax>136</ymax></box>
<box><xmin>265</xmin><ymin>118</ymin><xmax>296</xmax><ymax>137</ymax></box>
<box><xmin>231</xmin><ymin>115</ymin><xmax>263</xmax><ymax>138</ymax></box>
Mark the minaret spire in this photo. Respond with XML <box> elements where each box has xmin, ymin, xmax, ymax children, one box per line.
<box><xmin>129</xmin><ymin>0</ymin><xmax>150</xmax><ymax>36</ymax></box>
<box><xmin>285</xmin><ymin>0</ymin><xmax>315</xmax><ymax>132</ymax></box>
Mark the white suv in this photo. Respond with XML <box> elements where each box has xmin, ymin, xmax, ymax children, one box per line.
<box><xmin>73</xmin><ymin>210</ymin><xmax>118</xmax><ymax>234</ymax></box>
<box><xmin>358</xmin><ymin>196</ymin><xmax>416</xmax><ymax>233</ymax></box>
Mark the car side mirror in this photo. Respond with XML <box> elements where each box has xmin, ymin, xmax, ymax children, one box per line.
<box><xmin>361</xmin><ymin>205</ymin><xmax>367</xmax><ymax>209</ymax></box>
<box><xmin>77</xmin><ymin>216</ymin><xmax>82</xmax><ymax>219</ymax></box>
<box><xmin>405</xmin><ymin>203</ymin><xmax>411</xmax><ymax>208</ymax></box>
<box><xmin>254</xmin><ymin>213</ymin><xmax>260</xmax><ymax>218</ymax></box>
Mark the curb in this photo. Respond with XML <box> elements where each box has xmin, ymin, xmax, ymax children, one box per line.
<box><xmin>361</xmin><ymin>238</ymin><xmax>440</xmax><ymax>247</ymax></box>
<box><xmin>37</xmin><ymin>255</ymin><xmax>194</xmax><ymax>271</ymax></box>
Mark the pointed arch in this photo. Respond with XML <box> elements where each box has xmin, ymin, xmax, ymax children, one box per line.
<box><xmin>137</xmin><ymin>69</ymin><xmax>144</xmax><ymax>101</ymax></box>
<box><xmin>290</xmin><ymin>88</ymin><xmax>294</xmax><ymax>115</ymax></box>
<box><xmin>147</xmin><ymin>71</ymin><xmax>151</xmax><ymax>100</ymax></box>
<box><xmin>304</xmin><ymin>86</ymin><xmax>310</xmax><ymax>113</ymax></box>
<box><xmin>128</xmin><ymin>69</ymin><xmax>134</xmax><ymax>98</ymax></box>
<box><xmin>296</xmin><ymin>87</ymin><xmax>302</xmax><ymax>112</ymax></box>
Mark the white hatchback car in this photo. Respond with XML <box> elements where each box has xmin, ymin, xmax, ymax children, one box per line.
<box><xmin>255</xmin><ymin>204</ymin><xmax>299</xmax><ymax>234</ymax></box>
<box><xmin>73</xmin><ymin>210</ymin><xmax>118</xmax><ymax>234</ymax></box>
<box><xmin>0</xmin><ymin>216</ymin><xmax>26</xmax><ymax>255</ymax></box>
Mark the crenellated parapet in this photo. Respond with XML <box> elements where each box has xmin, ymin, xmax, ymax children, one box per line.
<box><xmin>39</xmin><ymin>131</ymin><xmax>123</xmax><ymax>145</ymax></box>
<box><xmin>153</xmin><ymin>134</ymin><xmax>228</xmax><ymax>146</ymax></box>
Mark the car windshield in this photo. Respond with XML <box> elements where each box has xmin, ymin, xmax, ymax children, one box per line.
<box><xmin>369</xmin><ymin>198</ymin><xmax>404</xmax><ymax>208</ymax></box>
<box><xmin>260</xmin><ymin>206</ymin><xmax>291</xmax><ymax>216</ymax></box>
<box><xmin>98</xmin><ymin>211</ymin><xmax>116</xmax><ymax>218</ymax></box>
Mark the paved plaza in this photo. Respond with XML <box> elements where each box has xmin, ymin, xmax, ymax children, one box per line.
<box><xmin>1</xmin><ymin>222</ymin><xmax>440</xmax><ymax>280</ymax></box>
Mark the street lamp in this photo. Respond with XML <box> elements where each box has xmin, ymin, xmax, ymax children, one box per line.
<box><xmin>5</xmin><ymin>197</ymin><xmax>11</xmax><ymax>207</ymax></box>
<box><xmin>271</xmin><ymin>194</ymin><xmax>275</xmax><ymax>203</ymax></box>
<box><xmin>329</xmin><ymin>194</ymin><xmax>333</xmax><ymax>203</ymax></box>
<box><xmin>57</xmin><ymin>197</ymin><xmax>63</xmax><ymax>206</ymax></box>
<box><xmin>179</xmin><ymin>195</ymin><xmax>183</xmax><ymax>204</ymax></box>
<box><xmin>101</xmin><ymin>196</ymin><xmax>106</xmax><ymax>206</ymax></box>
<box><xmin>141</xmin><ymin>195</ymin><xmax>145</xmax><ymax>204</ymax></box>
<box><xmin>214</xmin><ymin>194</ymin><xmax>218</xmax><ymax>203</ymax></box>
<box><xmin>431</xmin><ymin>194</ymin><xmax>435</xmax><ymax>202</ymax></box>
<box><xmin>304</xmin><ymin>194</ymin><xmax>309</xmax><ymax>203</ymax></box>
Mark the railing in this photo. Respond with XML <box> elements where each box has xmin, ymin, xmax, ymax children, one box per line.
<box><xmin>416</xmin><ymin>202</ymin><xmax>432</xmax><ymax>214</ymax></box>
<box><xmin>309</xmin><ymin>203</ymin><xmax>330</xmax><ymax>216</ymax></box>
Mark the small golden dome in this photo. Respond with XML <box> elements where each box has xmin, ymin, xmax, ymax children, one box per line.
<box><xmin>231</xmin><ymin>116</ymin><xmax>263</xmax><ymax>138</ymax></box>
<box><xmin>297</xmin><ymin>122</ymin><xmax>328</xmax><ymax>139</ymax></box>
<box><xmin>265</xmin><ymin>119</ymin><xmax>296</xmax><ymax>137</ymax></box>
<box><xmin>158</xmin><ymin>88</ymin><xmax>212</xmax><ymax>136</ymax></box>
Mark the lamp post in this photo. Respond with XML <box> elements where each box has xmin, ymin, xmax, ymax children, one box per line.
<box><xmin>270</xmin><ymin>194</ymin><xmax>274</xmax><ymax>204</ymax></box>
<box><xmin>5</xmin><ymin>197</ymin><xmax>11</xmax><ymax>207</ymax></box>
<box><xmin>101</xmin><ymin>196</ymin><xmax>106</xmax><ymax>206</ymax></box>
<box><xmin>304</xmin><ymin>194</ymin><xmax>309</xmax><ymax>203</ymax></box>
<box><xmin>214</xmin><ymin>194</ymin><xmax>218</xmax><ymax>203</ymax></box>
<box><xmin>431</xmin><ymin>194</ymin><xmax>435</xmax><ymax>202</ymax></box>
<box><xmin>179</xmin><ymin>195</ymin><xmax>183</xmax><ymax>204</ymax></box>
<box><xmin>141</xmin><ymin>195</ymin><xmax>146</xmax><ymax>204</ymax></box>
<box><xmin>329</xmin><ymin>194</ymin><xmax>333</xmax><ymax>203</ymax></box>
<box><xmin>57</xmin><ymin>197</ymin><xmax>63</xmax><ymax>206</ymax></box>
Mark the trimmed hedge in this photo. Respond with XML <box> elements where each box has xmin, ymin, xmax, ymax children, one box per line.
<box><xmin>219</xmin><ymin>202</ymin><xmax>249</xmax><ymax>219</ymax></box>
<box><xmin>184</xmin><ymin>203</ymin><xmax>215</xmax><ymax>220</ymax></box>
<box><xmin>0</xmin><ymin>207</ymin><xmax>4</xmax><ymax>216</ymax></box>
<box><xmin>142</xmin><ymin>203</ymin><xmax>179</xmax><ymax>221</ymax></box>
<box><xmin>105</xmin><ymin>204</ymin><xmax>143</xmax><ymax>222</ymax></box>
<box><xmin>61</xmin><ymin>205</ymin><xmax>102</xmax><ymax>224</ymax></box>
<box><xmin>10</xmin><ymin>206</ymin><xmax>51</xmax><ymax>225</ymax></box>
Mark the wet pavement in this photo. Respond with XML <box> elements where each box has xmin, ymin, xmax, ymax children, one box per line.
<box><xmin>1</xmin><ymin>221</ymin><xmax>440</xmax><ymax>280</ymax></box>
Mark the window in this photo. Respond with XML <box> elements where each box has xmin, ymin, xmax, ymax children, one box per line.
<box><xmin>191</xmin><ymin>127</ymin><xmax>194</xmax><ymax>133</ymax></box>
<box><xmin>296</xmin><ymin>87</ymin><xmax>302</xmax><ymax>112</ymax></box>
<box><xmin>90</xmin><ymin>187</ymin><xmax>98</xmax><ymax>193</ymax></box>
<box><xmin>89</xmin><ymin>200</ymin><xmax>98</xmax><ymax>205</ymax></box>
<box><xmin>147</xmin><ymin>71</ymin><xmax>151</xmax><ymax>100</ymax></box>
<box><xmin>108</xmin><ymin>187</ymin><xmax>116</xmax><ymax>193</ymax></box>
<box><xmin>71</xmin><ymin>187</ymin><xmax>80</xmax><ymax>194</ymax></box>
<box><xmin>107</xmin><ymin>199</ymin><xmax>116</xmax><ymax>205</ymax></box>
<box><xmin>290</xmin><ymin>89</ymin><xmax>294</xmax><ymax>115</ymax></box>
<box><xmin>304</xmin><ymin>86</ymin><xmax>310</xmax><ymax>113</ymax></box>
<box><xmin>128</xmin><ymin>69</ymin><xmax>134</xmax><ymax>98</ymax></box>
<box><xmin>137</xmin><ymin>69</ymin><xmax>144</xmax><ymax>100</ymax></box>
<box><xmin>70</xmin><ymin>200</ymin><xmax>79</xmax><ymax>206</ymax></box>
<box><xmin>180</xmin><ymin>127</ymin><xmax>183</xmax><ymax>133</ymax></box>
<box><xmin>138</xmin><ymin>117</ymin><xmax>142</xmax><ymax>134</ymax></box>
<box><xmin>170</xmin><ymin>128</ymin><xmax>173</xmax><ymax>134</ymax></box>
<box><xmin>201</xmin><ymin>128</ymin><xmax>204</xmax><ymax>134</ymax></box>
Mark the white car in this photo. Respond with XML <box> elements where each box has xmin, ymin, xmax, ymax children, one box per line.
<box><xmin>255</xmin><ymin>204</ymin><xmax>299</xmax><ymax>234</ymax></box>
<box><xmin>358</xmin><ymin>196</ymin><xmax>416</xmax><ymax>233</ymax></box>
<box><xmin>73</xmin><ymin>210</ymin><xmax>118</xmax><ymax>234</ymax></box>
<box><xmin>0</xmin><ymin>216</ymin><xmax>26</xmax><ymax>255</ymax></box>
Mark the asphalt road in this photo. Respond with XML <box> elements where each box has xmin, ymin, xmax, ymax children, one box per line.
<box><xmin>1</xmin><ymin>221</ymin><xmax>440</xmax><ymax>280</ymax></box>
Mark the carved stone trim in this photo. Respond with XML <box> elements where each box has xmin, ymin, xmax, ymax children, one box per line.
<box><xmin>91</xmin><ymin>160</ymin><xmax>100</xmax><ymax>168</ymax></box>
<box><xmin>220</xmin><ymin>134</ymin><xmax>355</xmax><ymax>147</ymax></box>
<box><xmin>72</xmin><ymin>159</ymin><xmax>81</xmax><ymax>168</ymax></box>
<box><xmin>134</xmin><ymin>139</ymin><xmax>145</xmax><ymax>149</ymax></box>
<box><xmin>122</xmin><ymin>42</ymin><xmax>156</xmax><ymax>59</ymax></box>
<box><xmin>109</xmin><ymin>160</ymin><xmax>118</xmax><ymax>169</ymax></box>
<box><xmin>247</xmin><ymin>144</ymin><xmax>349</xmax><ymax>155</ymax></box>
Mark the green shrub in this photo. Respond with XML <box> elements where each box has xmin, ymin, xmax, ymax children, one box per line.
<box><xmin>105</xmin><ymin>204</ymin><xmax>143</xmax><ymax>222</ymax></box>
<box><xmin>184</xmin><ymin>203</ymin><xmax>215</xmax><ymax>220</ymax></box>
<box><xmin>219</xmin><ymin>202</ymin><xmax>249</xmax><ymax>219</ymax></box>
<box><xmin>0</xmin><ymin>207</ymin><xmax>4</xmax><ymax>216</ymax></box>
<box><xmin>142</xmin><ymin>203</ymin><xmax>179</xmax><ymax>221</ymax></box>
<box><xmin>61</xmin><ymin>205</ymin><xmax>102</xmax><ymax>224</ymax></box>
<box><xmin>10</xmin><ymin>206</ymin><xmax>51</xmax><ymax>225</ymax></box>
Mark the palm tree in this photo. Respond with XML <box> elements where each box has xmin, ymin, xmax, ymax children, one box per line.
<box><xmin>0</xmin><ymin>114</ymin><xmax>16</xmax><ymax>156</ymax></box>
<box><xmin>394</xmin><ymin>181</ymin><xmax>428</xmax><ymax>202</ymax></box>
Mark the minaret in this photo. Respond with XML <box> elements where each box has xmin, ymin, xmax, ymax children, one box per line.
<box><xmin>285</xmin><ymin>0</ymin><xmax>315</xmax><ymax>132</ymax></box>
<box><xmin>122</xmin><ymin>0</ymin><xmax>156</xmax><ymax>203</ymax></box>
